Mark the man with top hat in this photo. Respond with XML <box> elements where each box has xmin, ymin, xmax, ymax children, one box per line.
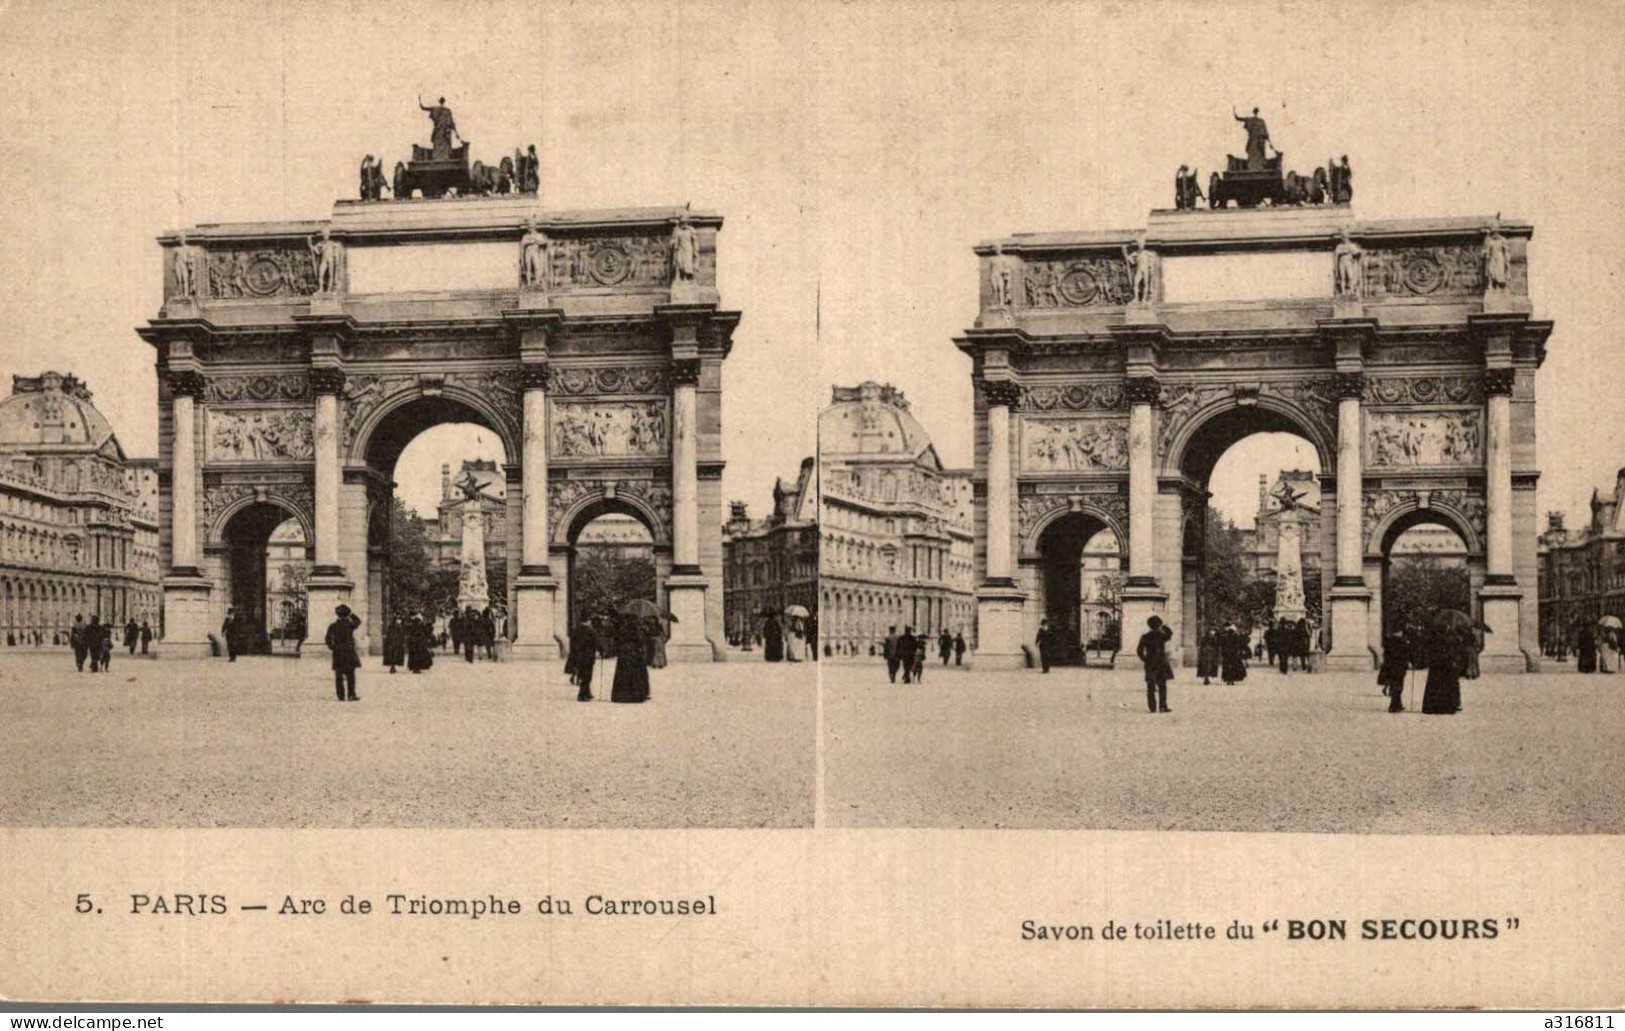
<box><xmin>1136</xmin><ymin>615</ymin><xmax>1176</xmax><ymax>714</ymax></box>
<box><xmin>325</xmin><ymin>603</ymin><xmax>363</xmax><ymax>702</ymax></box>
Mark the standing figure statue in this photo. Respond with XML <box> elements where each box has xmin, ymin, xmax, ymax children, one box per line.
<box><xmin>671</xmin><ymin>214</ymin><xmax>699</xmax><ymax>283</ymax></box>
<box><xmin>522</xmin><ymin>144</ymin><xmax>540</xmax><ymax>194</ymax></box>
<box><xmin>519</xmin><ymin>218</ymin><xmax>548</xmax><ymax>289</ymax></box>
<box><xmin>1123</xmin><ymin>234</ymin><xmax>1158</xmax><ymax>304</ymax></box>
<box><xmin>1334</xmin><ymin>226</ymin><xmax>1364</xmax><ymax>299</ymax></box>
<box><xmin>1333</xmin><ymin>155</ymin><xmax>1353</xmax><ymax>203</ymax></box>
<box><xmin>418</xmin><ymin>95</ymin><xmax>459</xmax><ymax>158</ymax></box>
<box><xmin>1233</xmin><ymin>105</ymin><xmax>1272</xmax><ymax>170</ymax></box>
<box><xmin>309</xmin><ymin>227</ymin><xmax>343</xmax><ymax>295</ymax></box>
<box><xmin>173</xmin><ymin>231</ymin><xmax>197</xmax><ymax>298</ymax></box>
<box><xmin>1174</xmin><ymin>164</ymin><xmax>1190</xmax><ymax>209</ymax></box>
<box><xmin>1483</xmin><ymin>216</ymin><xmax>1510</xmax><ymax>292</ymax></box>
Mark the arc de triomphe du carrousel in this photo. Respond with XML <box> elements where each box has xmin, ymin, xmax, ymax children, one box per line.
<box><xmin>959</xmin><ymin>140</ymin><xmax>1549</xmax><ymax>672</ymax></box>
<box><xmin>142</xmin><ymin>115</ymin><xmax>739</xmax><ymax>662</ymax></box>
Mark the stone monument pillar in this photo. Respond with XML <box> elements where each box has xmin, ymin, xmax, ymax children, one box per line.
<box><xmin>456</xmin><ymin>502</ymin><xmax>490</xmax><ymax>611</ymax></box>
<box><xmin>663</xmin><ymin>357</ymin><xmax>711</xmax><ymax>661</ymax></box>
<box><xmin>1478</xmin><ymin>364</ymin><xmax>1524</xmax><ymax>671</ymax></box>
<box><xmin>972</xmin><ymin>378</ymin><xmax>1026</xmax><ymax>668</ymax></box>
<box><xmin>1118</xmin><ymin>374</ymin><xmax>1168</xmax><ymax>650</ymax></box>
<box><xmin>1273</xmin><ymin>507</ymin><xmax>1308</xmax><ymax>623</ymax></box>
<box><xmin>158</xmin><ymin>367</ymin><xmax>213</xmax><ymax>658</ymax></box>
<box><xmin>512</xmin><ymin>361</ymin><xmax>560</xmax><ymax>661</ymax></box>
<box><xmin>303</xmin><ymin>366</ymin><xmax>354</xmax><ymax>656</ymax></box>
<box><xmin>1326</xmin><ymin>368</ymin><xmax>1374</xmax><ymax>669</ymax></box>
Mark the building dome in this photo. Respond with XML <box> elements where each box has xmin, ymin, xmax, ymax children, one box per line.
<box><xmin>819</xmin><ymin>381</ymin><xmax>935</xmax><ymax>462</ymax></box>
<box><xmin>0</xmin><ymin>373</ymin><xmax>123</xmax><ymax>458</ymax></box>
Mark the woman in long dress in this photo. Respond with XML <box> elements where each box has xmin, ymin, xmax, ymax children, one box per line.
<box><xmin>406</xmin><ymin>614</ymin><xmax>433</xmax><ymax>673</ymax></box>
<box><xmin>1197</xmin><ymin>629</ymin><xmax>1221</xmax><ymax>685</ymax></box>
<box><xmin>1220</xmin><ymin>625</ymin><xmax>1248</xmax><ymax>685</ymax></box>
<box><xmin>1599</xmin><ymin>627</ymin><xmax>1619</xmax><ymax>674</ymax></box>
<box><xmin>382</xmin><ymin>616</ymin><xmax>406</xmax><ymax>673</ymax></box>
<box><xmin>1577</xmin><ymin>625</ymin><xmax>1598</xmax><ymax>673</ymax></box>
<box><xmin>1421</xmin><ymin>626</ymin><xmax>1465</xmax><ymax>714</ymax></box>
<box><xmin>611</xmin><ymin>614</ymin><xmax>651</xmax><ymax>703</ymax></box>
<box><xmin>785</xmin><ymin>617</ymin><xmax>806</xmax><ymax>662</ymax></box>
<box><xmin>763</xmin><ymin>616</ymin><xmax>785</xmax><ymax>662</ymax></box>
<box><xmin>646</xmin><ymin>616</ymin><xmax>669</xmax><ymax>669</ymax></box>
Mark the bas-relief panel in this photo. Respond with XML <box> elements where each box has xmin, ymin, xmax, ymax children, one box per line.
<box><xmin>1020</xmin><ymin>417</ymin><xmax>1128</xmax><ymax>472</ymax></box>
<box><xmin>1019</xmin><ymin>257</ymin><xmax>1133</xmax><ymax>308</ymax></box>
<box><xmin>1365</xmin><ymin>411</ymin><xmax>1482</xmax><ymax>468</ymax></box>
<box><xmin>547</xmin><ymin>478</ymin><xmax>672</xmax><ymax>540</ymax></box>
<box><xmin>549</xmin><ymin>237</ymin><xmax>672</xmax><ymax>290</ymax></box>
<box><xmin>203</xmin><ymin>246</ymin><xmax>319</xmax><ymax>300</ymax></box>
<box><xmin>205</xmin><ymin>409</ymin><xmax>314</xmax><ymax>462</ymax></box>
<box><xmin>1362</xmin><ymin>246</ymin><xmax>1484</xmax><ymax>299</ymax></box>
<box><xmin>550</xmin><ymin>401</ymin><xmax>669</xmax><ymax>459</ymax></box>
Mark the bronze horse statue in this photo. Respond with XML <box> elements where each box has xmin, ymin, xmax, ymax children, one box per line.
<box><xmin>469</xmin><ymin>155</ymin><xmax>517</xmax><ymax>196</ymax></box>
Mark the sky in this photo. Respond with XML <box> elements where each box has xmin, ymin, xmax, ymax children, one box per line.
<box><xmin>1</xmin><ymin>1</ymin><xmax>1621</xmax><ymax>530</ymax></box>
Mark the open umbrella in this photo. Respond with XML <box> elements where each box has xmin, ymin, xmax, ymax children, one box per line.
<box><xmin>784</xmin><ymin>604</ymin><xmax>810</xmax><ymax>618</ymax></box>
<box><xmin>619</xmin><ymin>598</ymin><xmax>661</xmax><ymax>620</ymax></box>
<box><xmin>1433</xmin><ymin>609</ymin><xmax>1489</xmax><ymax>635</ymax></box>
<box><xmin>1599</xmin><ymin>615</ymin><xmax>1622</xmax><ymax>630</ymax></box>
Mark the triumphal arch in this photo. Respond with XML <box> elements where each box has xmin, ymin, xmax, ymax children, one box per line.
<box><xmin>959</xmin><ymin>157</ymin><xmax>1549</xmax><ymax>672</ymax></box>
<box><xmin>143</xmin><ymin>124</ymin><xmax>737</xmax><ymax>661</ymax></box>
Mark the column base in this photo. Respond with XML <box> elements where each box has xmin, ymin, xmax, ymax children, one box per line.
<box><xmin>971</xmin><ymin>583</ymin><xmax>1027</xmax><ymax>668</ymax></box>
<box><xmin>1478</xmin><ymin>582</ymin><xmax>1527</xmax><ymax>671</ymax></box>
<box><xmin>511</xmin><ymin>573</ymin><xmax>561</xmax><ymax>662</ymax></box>
<box><xmin>664</xmin><ymin>574</ymin><xmax>714</xmax><ymax>662</ymax></box>
<box><xmin>157</xmin><ymin>573</ymin><xmax>214</xmax><ymax>660</ymax></box>
<box><xmin>1118</xmin><ymin>583</ymin><xmax>1169</xmax><ymax>652</ymax></box>
<box><xmin>1325</xmin><ymin>584</ymin><xmax>1376</xmax><ymax>671</ymax></box>
<box><xmin>302</xmin><ymin>574</ymin><xmax>357</xmax><ymax>658</ymax></box>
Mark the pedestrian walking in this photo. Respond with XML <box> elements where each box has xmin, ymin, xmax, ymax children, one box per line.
<box><xmin>911</xmin><ymin>631</ymin><xmax>927</xmax><ymax>683</ymax></box>
<box><xmin>406</xmin><ymin>614</ymin><xmax>434</xmax><ymax>673</ymax></box>
<box><xmin>1420</xmin><ymin>624</ymin><xmax>1467</xmax><ymax>715</ymax></box>
<box><xmin>1577</xmin><ymin>624</ymin><xmax>1598</xmax><ymax>673</ymax></box>
<box><xmin>461</xmin><ymin>605</ymin><xmax>479</xmax><ymax>663</ymax></box>
<box><xmin>1136</xmin><ymin>615</ymin><xmax>1175</xmax><ymax>714</ymax></box>
<box><xmin>1197</xmin><ymin>628</ymin><xmax>1220</xmax><ymax>685</ymax></box>
<box><xmin>568</xmin><ymin>615</ymin><xmax>599</xmax><ymax>702</ymax></box>
<box><xmin>1378</xmin><ymin>628</ymin><xmax>1411</xmax><ymax>712</ymax></box>
<box><xmin>124</xmin><ymin>619</ymin><xmax>139</xmax><ymax>655</ymax></box>
<box><xmin>1035</xmin><ymin>618</ymin><xmax>1056</xmax><ymax>674</ymax></box>
<box><xmin>1220</xmin><ymin>623</ymin><xmax>1248</xmax><ymax>684</ymax></box>
<box><xmin>611</xmin><ymin>613</ymin><xmax>651</xmax><ymax>703</ymax></box>
<box><xmin>383</xmin><ymin>616</ymin><xmax>406</xmax><ymax>673</ymax></box>
<box><xmin>86</xmin><ymin>615</ymin><xmax>103</xmax><ymax>672</ymax></box>
<box><xmin>883</xmin><ymin>626</ymin><xmax>900</xmax><ymax>682</ymax></box>
<box><xmin>897</xmin><ymin>626</ymin><xmax>918</xmax><ymax>684</ymax></box>
<box><xmin>97</xmin><ymin>619</ymin><xmax>113</xmax><ymax>673</ymax></box>
<box><xmin>938</xmin><ymin>630</ymin><xmax>953</xmax><ymax>666</ymax></box>
<box><xmin>953</xmin><ymin>631</ymin><xmax>966</xmax><ymax>666</ymax></box>
<box><xmin>70</xmin><ymin>614</ymin><xmax>88</xmax><ymax>672</ymax></box>
<box><xmin>324</xmin><ymin>604</ymin><xmax>362</xmax><ymax>701</ymax></box>
<box><xmin>763</xmin><ymin>615</ymin><xmax>785</xmax><ymax>662</ymax></box>
<box><xmin>139</xmin><ymin>620</ymin><xmax>152</xmax><ymax>655</ymax></box>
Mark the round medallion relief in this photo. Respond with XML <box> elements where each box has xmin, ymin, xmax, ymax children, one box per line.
<box><xmin>588</xmin><ymin>245</ymin><xmax>633</xmax><ymax>286</ymax></box>
<box><xmin>1057</xmin><ymin>267</ymin><xmax>1100</xmax><ymax>306</ymax></box>
<box><xmin>1402</xmin><ymin>254</ymin><xmax>1445</xmax><ymax>295</ymax></box>
<box><xmin>243</xmin><ymin>255</ymin><xmax>286</xmax><ymax>296</ymax></box>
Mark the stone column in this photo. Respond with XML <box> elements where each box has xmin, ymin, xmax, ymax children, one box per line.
<box><xmin>1479</xmin><ymin>366</ymin><xmax>1524</xmax><ymax>670</ymax></box>
<box><xmin>664</xmin><ymin>357</ymin><xmax>712</xmax><ymax>660</ymax></box>
<box><xmin>158</xmin><ymin>368</ymin><xmax>213</xmax><ymax>658</ymax></box>
<box><xmin>1118</xmin><ymin>375</ymin><xmax>1167</xmax><ymax>650</ymax></box>
<box><xmin>303</xmin><ymin>366</ymin><xmax>354</xmax><ymax>655</ymax></box>
<box><xmin>512</xmin><ymin>362</ymin><xmax>560</xmax><ymax>661</ymax></box>
<box><xmin>972</xmin><ymin>379</ymin><xmax>1026</xmax><ymax>667</ymax></box>
<box><xmin>1326</xmin><ymin>370</ymin><xmax>1374</xmax><ymax>670</ymax></box>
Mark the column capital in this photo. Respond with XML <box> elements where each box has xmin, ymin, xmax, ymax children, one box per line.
<box><xmin>310</xmin><ymin>367</ymin><xmax>346</xmax><ymax>395</ymax></box>
<box><xmin>981</xmin><ymin>379</ymin><xmax>1024</xmax><ymax>409</ymax></box>
<box><xmin>1332</xmin><ymin>370</ymin><xmax>1365</xmax><ymax>400</ymax></box>
<box><xmin>518</xmin><ymin>362</ymin><xmax>552</xmax><ymax>392</ymax></box>
<box><xmin>165</xmin><ymin>369</ymin><xmax>206</xmax><ymax>398</ymax></box>
<box><xmin>1124</xmin><ymin>375</ymin><xmax>1161</xmax><ymax>406</ymax></box>
<box><xmin>1484</xmin><ymin>367</ymin><xmax>1516</xmax><ymax>396</ymax></box>
<box><xmin>671</xmin><ymin>358</ymin><xmax>703</xmax><ymax>386</ymax></box>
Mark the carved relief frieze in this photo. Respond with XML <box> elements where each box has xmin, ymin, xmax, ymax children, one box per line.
<box><xmin>206</xmin><ymin>372</ymin><xmax>311</xmax><ymax>403</ymax></box>
<box><xmin>1021</xmin><ymin>416</ymin><xmax>1129</xmax><ymax>472</ymax></box>
<box><xmin>1155</xmin><ymin>382</ymin><xmax>1229</xmax><ymax>458</ymax></box>
<box><xmin>549</xmin><ymin>236</ymin><xmax>672</xmax><ymax>290</ymax></box>
<box><xmin>339</xmin><ymin>374</ymin><xmax>415</xmax><ymax>452</ymax></box>
<box><xmin>1362</xmin><ymin>374</ymin><xmax>1484</xmax><ymax>406</ymax></box>
<box><xmin>1361</xmin><ymin>487</ymin><xmax>1485</xmax><ymax>549</ymax></box>
<box><xmin>1020</xmin><ymin>256</ymin><xmax>1132</xmax><ymax>308</ymax></box>
<box><xmin>551</xmin><ymin>366</ymin><xmax>669</xmax><ymax>396</ymax></box>
<box><xmin>204</xmin><ymin>245</ymin><xmax>319</xmax><ymax>300</ymax></box>
<box><xmin>547</xmin><ymin>478</ymin><xmax>672</xmax><ymax>540</ymax></box>
<box><xmin>1362</xmin><ymin>245</ymin><xmax>1485</xmax><ymax>299</ymax></box>
<box><xmin>1366</xmin><ymin>410</ymin><xmax>1483</xmax><ymax>467</ymax></box>
<box><xmin>1017</xmin><ymin>491</ymin><xmax>1128</xmax><ymax>547</ymax></box>
<box><xmin>1023</xmin><ymin>382</ymin><xmax>1126</xmax><ymax>411</ymax></box>
<box><xmin>205</xmin><ymin>409</ymin><xmax>315</xmax><ymax>462</ymax></box>
<box><xmin>550</xmin><ymin>401</ymin><xmax>669</xmax><ymax>459</ymax></box>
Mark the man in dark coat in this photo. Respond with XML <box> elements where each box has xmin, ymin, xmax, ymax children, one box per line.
<box><xmin>912</xmin><ymin>631</ymin><xmax>927</xmax><ymax>683</ymax></box>
<box><xmin>461</xmin><ymin>606</ymin><xmax>480</xmax><ymax>663</ymax></box>
<box><xmin>1220</xmin><ymin>623</ymin><xmax>1248</xmax><ymax>685</ymax></box>
<box><xmin>897</xmin><ymin>626</ymin><xmax>918</xmax><ymax>684</ymax></box>
<box><xmin>139</xmin><ymin>620</ymin><xmax>152</xmax><ymax>654</ymax></box>
<box><xmin>1421</xmin><ymin>624</ymin><xmax>1467</xmax><ymax>715</ymax></box>
<box><xmin>1379</xmin><ymin>628</ymin><xmax>1412</xmax><ymax>712</ymax></box>
<box><xmin>1136</xmin><ymin>615</ymin><xmax>1176</xmax><ymax>713</ymax></box>
<box><xmin>763</xmin><ymin>615</ymin><xmax>785</xmax><ymax>662</ymax></box>
<box><xmin>86</xmin><ymin>615</ymin><xmax>103</xmax><ymax>672</ymax></box>
<box><xmin>611</xmin><ymin>613</ymin><xmax>651</xmax><ymax>703</ymax></box>
<box><xmin>325</xmin><ymin>604</ymin><xmax>363</xmax><ymax>701</ymax></box>
<box><xmin>883</xmin><ymin>626</ymin><xmax>900</xmax><ymax>682</ymax></box>
<box><xmin>1197</xmin><ymin>629</ymin><xmax>1221</xmax><ymax>684</ymax></box>
<box><xmin>953</xmin><ymin>631</ymin><xmax>966</xmax><ymax>666</ymax></box>
<box><xmin>124</xmin><ymin>619</ymin><xmax>139</xmax><ymax>655</ymax></box>
<box><xmin>1035</xmin><ymin>618</ymin><xmax>1055</xmax><ymax>674</ymax></box>
<box><xmin>222</xmin><ymin>608</ymin><xmax>240</xmax><ymax>662</ymax></box>
<box><xmin>1275</xmin><ymin>619</ymin><xmax>1293</xmax><ymax>674</ymax></box>
<box><xmin>97</xmin><ymin>620</ymin><xmax>113</xmax><ymax>672</ymax></box>
<box><xmin>70</xmin><ymin>615</ymin><xmax>88</xmax><ymax>672</ymax></box>
<box><xmin>568</xmin><ymin>616</ymin><xmax>599</xmax><ymax>702</ymax></box>
<box><xmin>1293</xmin><ymin>618</ymin><xmax>1312</xmax><ymax>671</ymax></box>
<box><xmin>481</xmin><ymin>606</ymin><xmax>499</xmax><ymax>660</ymax></box>
<box><xmin>1577</xmin><ymin>624</ymin><xmax>1598</xmax><ymax>673</ymax></box>
<box><xmin>406</xmin><ymin>614</ymin><xmax>433</xmax><ymax>673</ymax></box>
<box><xmin>939</xmin><ymin>630</ymin><xmax>953</xmax><ymax>665</ymax></box>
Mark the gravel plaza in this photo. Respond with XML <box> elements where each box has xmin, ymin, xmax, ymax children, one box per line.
<box><xmin>0</xmin><ymin>652</ymin><xmax>814</xmax><ymax>828</ymax></box>
<box><xmin>822</xmin><ymin>659</ymin><xmax>1625</xmax><ymax>834</ymax></box>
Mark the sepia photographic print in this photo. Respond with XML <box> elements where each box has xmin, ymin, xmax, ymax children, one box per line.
<box><xmin>2</xmin><ymin>0</ymin><xmax>1623</xmax><ymax>1013</ymax></box>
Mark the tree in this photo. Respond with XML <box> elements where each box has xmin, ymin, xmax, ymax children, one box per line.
<box><xmin>1198</xmin><ymin>507</ymin><xmax>1256</xmax><ymax>630</ymax></box>
<box><xmin>1385</xmin><ymin>556</ymin><xmax>1471</xmax><ymax>633</ymax></box>
<box><xmin>386</xmin><ymin>497</ymin><xmax>445</xmax><ymax>618</ymax></box>
<box><xmin>276</xmin><ymin>562</ymin><xmax>309</xmax><ymax>640</ymax></box>
<box><xmin>571</xmin><ymin>547</ymin><xmax>656</xmax><ymax>622</ymax></box>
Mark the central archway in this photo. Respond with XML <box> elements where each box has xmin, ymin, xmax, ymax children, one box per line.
<box><xmin>219</xmin><ymin>500</ymin><xmax>306</xmax><ymax>655</ymax></box>
<box><xmin>1034</xmin><ymin>511</ymin><xmax>1119</xmax><ymax>666</ymax></box>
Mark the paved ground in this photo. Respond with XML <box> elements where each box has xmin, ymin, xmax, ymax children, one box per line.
<box><xmin>0</xmin><ymin>652</ymin><xmax>814</xmax><ymax>828</ymax></box>
<box><xmin>823</xmin><ymin>659</ymin><xmax>1625</xmax><ymax>833</ymax></box>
